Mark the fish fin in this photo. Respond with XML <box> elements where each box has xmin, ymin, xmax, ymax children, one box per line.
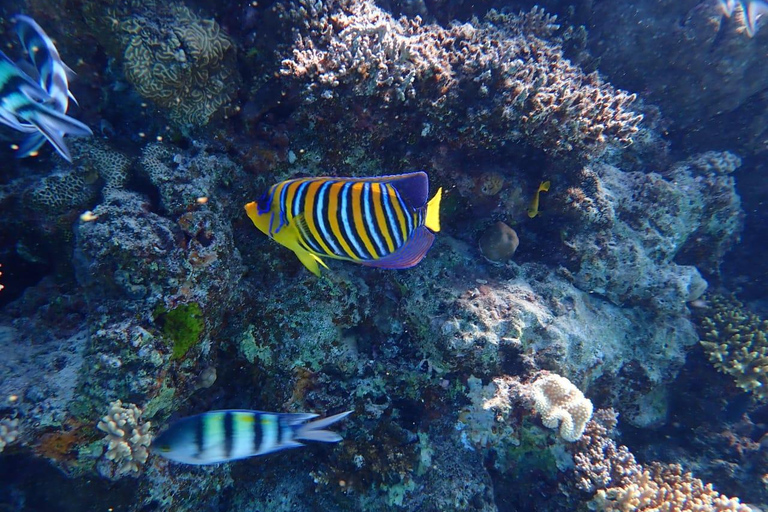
<box><xmin>424</xmin><ymin>187</ymin><xmax>442</xmax><ymax>233</ymax></box>
<box><xmin>294</xmin><ymin>248</ymin><xmax>328</xmax><ymax>277</ymax></box>
<box><xmin>68</xmin><ymin>90</ymin><xmax>79</xmax><ymax>107</ymax></box>
<box><xmin>24</xmin><ymin>104</ymin><xmax>92</xmax><ymax>162</ymax></box>
<box><xmin>331</xmin><ymin>172</ymin><xmax>430</xmax><ymax>208</ymax></box>
<box><xmin>16</xmin><ymin>132</ymin><xmax>46</xmax><ymax>158</ymax></box>
<box><xmin>362</xmin><ymin>225</ymin><xmax>435</xmax><ymax>269</ymax></box>
<box><xmin>15</xmin><ymin>59</ymin><xmax>40</xmax><ymax>82</ymax></box>
<box><xmin>295</xmin><ymin>411</ymin><xmax>352</xmax><ymax>444</ymax></box>
<box><xmin>746</xmin><ymin>0</ymin><xmax>768</xmax><ymax>36</ymax></box>
<box><xmin>288</xmin><ymin>215</ymin><xmax>329</xmax><ymax>276</ymax></box>
<box><xmin>281</xmin><ymin>413</ymin><xmax>320</xmax><ymax>424</ymax></box>
<box><xmin>540</xmin><ymin>180</ymin><xmax>551</xmax><ymax>192</ymax></box>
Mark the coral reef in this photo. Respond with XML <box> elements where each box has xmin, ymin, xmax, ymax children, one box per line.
<box><xmin>696</xmin><ymin>294</ymin><xmax>768</xmax><ymax>400</ymax></box>
<box><xmin>84</xmin><ymin>0</ymin><xmax>238</xmax><ymax>128</ymax></box>
<box><xmin>277</xmin><ymin>0</ymin><xmax>642</xmax><ymax>159</ymax></box>
<box><xmin>96</xmin><ymin>400</ymin><xmax>152</xmax><ymax>479</ymax></box>
<box><xmin>531</xmin><ymin>373</ymin><xmax>593</xmax><ymax>442</ymax></box>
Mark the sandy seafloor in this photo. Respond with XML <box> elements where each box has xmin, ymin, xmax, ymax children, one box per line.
<box><xmin>0</xmin><ymin>0</ymin><xmax>767</xmax><ymax>510</ymax></box>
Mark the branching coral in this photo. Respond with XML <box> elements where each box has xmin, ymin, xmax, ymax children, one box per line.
<box><xmin>574</xmin><ymin>410</ymin><xmax>750</xmax><ymax>512</ymax></box>
<box><xmin>532</xmin><ymin>373</ymin><xmax>593</xmax><ymax>442</ymax></box>
<box><xmin>697</xmin><ymin>294</ymin><xmax>768</xmax><ymax>401</ymax></box>
<box><xmin>96</xmin><ymin>400</ymin><xmax>151</xmax><ymax>479</ymax></box>
<box><xmin>84</xmin><ymin>0</ymin><xmax>238</xmax><ymax>128</ymax></box>
<box><xmin>278</xmin><ymin>0</ymin><xmax>641</xmax><ymax>158</ymax></box>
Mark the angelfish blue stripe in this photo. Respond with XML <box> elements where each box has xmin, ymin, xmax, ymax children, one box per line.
<box><xmin>315</xmin><ymin>182</ymin><xmax>341</xmax><ymax>255</ymax></box>
<box><xmin>381</xmin><ymin>185</ymin><xmax>402</xmax><ymax>248</ymax></box>
<box><xmin>394</xmin><ymin>190</ymin><xmax>413</xmax><ymax>238</ymax></box>
<box><xmin>340</xmin><ymin>182</ymin><xmax>366</xmax><ymax>259</ymax></box>
<box><xmin>293</xmin><ymin>181</ymin><xmax>310</xmax><ymax>218</ymax></box>
<box><xmin>363</xmin><ymin>183</ymin><xmax>386</xmax><ymax>256</ymax></box>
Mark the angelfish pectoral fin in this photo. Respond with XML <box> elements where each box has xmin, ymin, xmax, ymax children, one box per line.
<box><xmin>293</xmin><ymin>248</ymin><xmax>328</xmax><ymax>277</ymax></box>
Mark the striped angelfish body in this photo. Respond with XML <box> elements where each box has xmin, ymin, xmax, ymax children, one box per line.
<box><xmin>153</xmin><ymin>409</ymin><xmax>352</xmax><ymax>465</ymax></box>
<box><xmin>245</xmin><ymin>172</ymin><xmax>442</xmax><ymax>276</ymax></box>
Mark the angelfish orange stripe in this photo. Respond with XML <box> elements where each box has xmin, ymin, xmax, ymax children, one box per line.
<box><xmin>351</xmin><ymin>183</ymin><xmax>378</xmax><ymax>259</ymax></box>
<box><xmin>371</xmin><ymin>183</ymin><xmax>395</xmax><ymax>253</ymax></box>
<box><xmin>327</xmin><ymin>181</ymin><xmax>358</xmax><ymax>260</ymax></box>
<box><xmin>303</xmin><ymin>180</ymin><xmax>334</xmax><ymax>256</ymax></box>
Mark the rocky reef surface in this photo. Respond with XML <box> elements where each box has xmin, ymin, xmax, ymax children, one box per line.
<box><xmin>0</xmin><ymin>0</ymin><xmax>764</xmax><ymax>511</ymax></box>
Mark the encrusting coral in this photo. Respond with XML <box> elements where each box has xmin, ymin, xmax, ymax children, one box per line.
<box><xmin>531</xmin><ymin>373</ymin><xmax>593</xmax><ymax>442</ymax></box>
<box><xmin>697</xmin><ymin>294</ymin><xmax>768</xmax><ymax>401</ymax></box>
<box><xmin>278</xmin><ymin>0</ymin><xmax>642</xmax><ymax>159</ymax></box>
<box><xmin>96</xmin><ymin>400</ymin><xmax>152</xmax><ymax>479</ymax></box>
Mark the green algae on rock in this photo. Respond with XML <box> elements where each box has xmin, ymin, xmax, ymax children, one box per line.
<box><xmin>155</xmin><ymin>303</ymin><xmax>205</xmax><ymax>360</ymax></box>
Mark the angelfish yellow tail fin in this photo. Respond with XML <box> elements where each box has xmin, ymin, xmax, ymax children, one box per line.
<box><xmin>424</xmin><ymin>187</ymin><xmax>442</xmax><ymax>233</ymax></box>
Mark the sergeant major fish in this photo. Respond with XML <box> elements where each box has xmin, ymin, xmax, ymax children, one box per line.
<box><xmin>153</xmin><ymin>409</ymin><xmax>352</xmax><ymax>465</ymax></box>
<box><xmin>12</xmin><ymin>14</ymin><xmax>79</xmax><ymax>158</ymax></box>
<box><xmin>719</xmin><ymin>0</ymin><xmax>768</xmax><ymax>36</ymax></box>
<box><xmin>245</xmin><ymin>172</ymin><xmax>442</xmax><ymax>276</ymax></box>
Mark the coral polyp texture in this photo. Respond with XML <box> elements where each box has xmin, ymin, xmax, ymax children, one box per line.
<box><xmin>84</xmin><ymin>0</ymin><xmax>238</xmax><ymax>128</ymax></box>
<box><xmin>531</xmin><ymin>373</ymin><xmax>593</xmax><ymax>442</ymax></box>
<box><xmin>96</xmin><ymin>400</ymin><xmax>152</xmax><ymax>479</ymax></box>
<box><xmin>697</xmin><ymin>294</ymin><xmax>768</xmax><ymax>401</ymax></box>
<box><xmin>278</xmin><ymin>0</ymin><xmax>642</xmax><ymax>158</ymax></box>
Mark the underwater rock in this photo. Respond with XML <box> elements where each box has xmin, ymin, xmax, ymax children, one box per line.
<box><xmin>479</xmin><ymin>222</ymin><xmax>519</xmax><ymax>263</ymax></box>
<box><xmin>562</xmin><ymin>152</ymin><xmax>743</xmax><ymax>314</ymax></box>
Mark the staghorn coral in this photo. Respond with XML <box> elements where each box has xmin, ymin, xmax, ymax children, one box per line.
<box><xmin>0</xmin><ymin>417</ymin><xmax>20</xmax><ymax>452</ymax></box>
<box><xmin>532</xmin><ymin>373</ymin><xmax>593</xmax><ymax>442</ymax></box>
<box><xmin>96</xmin><ymin>400</ymin><xmax>151</xmax><ymax>479</ymax></box>
<box><xmin>697</xmin><ymin>294</ymin><xmax>768</xmax><ymax>401</ymax></box>
<box><xmin>84</xmin><ymin>0</ymin><xmax>238</xmax><ymax>128</ymax></box>
<box><xmin>278</xmin><ymin>0</ymin><xmax>642</xmax><ymax>159</ymax></box>
<box><xmin>574</xmin><ymin>410</ymin><xmax>750</xmax><ymax>512</ymax></box>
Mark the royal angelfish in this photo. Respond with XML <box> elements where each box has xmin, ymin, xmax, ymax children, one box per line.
<box><xmin>245</xmin><ymin>172</ymin><xmax>442</xmax><ymax>276</ymax></box>
<box><xmin>12</xmin><ymin>14</ymin><xmax>79</xmax><ymax>158</ymax></box>
<box><xmin>153</xmin><ymin>409</ymin><xmax>352</xmax><ymax>465</ymax></box>
<box><xmin>0</xmin><ymin>21</ymin><xmax>90</xmax><ymax>162</ymax></box>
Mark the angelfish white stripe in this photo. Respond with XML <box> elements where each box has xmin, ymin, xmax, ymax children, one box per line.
<box><xmin>364</xmin><ymin>183</ymin><xmax>386</xmax><ymax>256</ymax></box>
<box><xmin>259</xmin><ymin>414</ymin><xmax>279</xmax><ymax>454</ymax></box>
<box><xmin>381</xmin><ymin>186</ymin><xmax>402</xmax><ymax>248</ymax></box>
<box><xmin>340</xmin><ymin>182</ymin><xmax>365</xmax><ymax>258</ymax></box>
<box><xmin>315</xmin><ymin>182</ymin><xmax>341</xmax><ymax>255</ymax></box>
<box><xmin>202</xmin><ymin>412</ymin><xmax>228</xmax><ymax>461</ymax></box>
<box><xmin>231</xmin><ymin>412</ymin><xmax>257</xmax><ymax>459</ymax></box>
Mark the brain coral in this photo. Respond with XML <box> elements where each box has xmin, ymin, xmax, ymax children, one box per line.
<box><xmin>697</xmin><ymin>294</ymin><xmax>768</xmax><ymax>401</ymax></box>
<box><xmin>278</xmin><ymin>0</ymin><xmax>641</xmax><ymax>159</ymax></box>
<box><xmin>532</xmin><ymin>373</ymin><xmax>593</xmax><ymax>442</ymax></box>
<box><xmin>85</xmin><ymin>0</ymin><xmax>238</xmax><ymax>128</ymax></box>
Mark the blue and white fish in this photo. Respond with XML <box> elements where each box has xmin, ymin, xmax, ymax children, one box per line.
<box><xmin>719</xmin><ymin>0</ymin><xmax>768</xmax><ymax>37</ymax></box>
<box><xmin>152</xmin><ymin>409</ymin><xmax>352</xmax><ymax>465</ymax></box>
<box><xmin>12</xmin><ymin>14</ymin><xmax>79</xmax><ymax>158</ymax></box>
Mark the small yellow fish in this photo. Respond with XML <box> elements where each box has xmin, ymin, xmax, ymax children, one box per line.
<box><xmin>245</xmin><ymin>172</ymin><xmax>442</xmax><ymax>276</ymax></box>
<box><xmin>527</xmin><ymin>180</ymin><xmax>550</xmax><ymax>218</ymax></box>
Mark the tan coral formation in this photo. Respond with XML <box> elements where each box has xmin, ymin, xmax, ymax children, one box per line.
<box><xmin>575</xmin><ymin>410</ymin><xmax>750</xmax><ymax>512</ymax></box>
<box><xmin>96</xmin><ymin>400</ymin><xmax>152</xmax><ymax>478</ymax></box>
<box><xmin>279</xmin><ymin>0</ymin><xmax>641</xmax><ymax>157</ymax></box>
<box><xmin>698</xmin><ymin>294</ymin><xmax>768</xmax><ymax>401</ymax></box>
<box><xmin>531</xmin><ymin>373</ymin><xmax>593</xmax><ymax>442</ymax></box>
<box><xmin>0</xmin><ymin>417</ymin><xmax>20</xmax><ymax>452</ymax></box>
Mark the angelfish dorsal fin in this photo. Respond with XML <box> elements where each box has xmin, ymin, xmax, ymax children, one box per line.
<box><xmin>381</xmin><ymin>172</ymin><xmax>429</xmax><ymax>209</ymax></box>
